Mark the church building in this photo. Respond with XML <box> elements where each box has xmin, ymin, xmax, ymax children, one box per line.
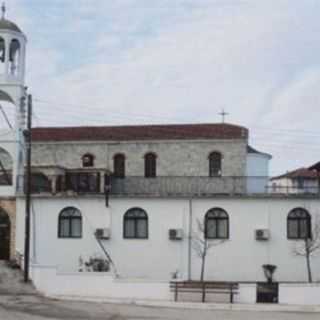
<box><xmin>0</xmin><ymin>8</ymin><xmax>319</xmax><ymax>304</ymax></box>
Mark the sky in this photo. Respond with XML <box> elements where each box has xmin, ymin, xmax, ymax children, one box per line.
<box><xmin>2</xmin><ymin>0</ymin><xmax>320</xmax><ymax>175</ymax></box>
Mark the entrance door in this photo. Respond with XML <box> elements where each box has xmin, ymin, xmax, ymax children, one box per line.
<box><xmin>0</xmin><ymin>209</ymin><xmax>10</xmax><ymax>260</ymax></box>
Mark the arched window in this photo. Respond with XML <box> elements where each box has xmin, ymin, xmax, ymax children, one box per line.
<box><xmin>205</xmin><ymin>208</ymin><xmax>229</xmax><ymax>239</ymax></box>
<box><xmin>0</xmin><ymin>37</ymin><xmax>5</xmax><ymax>74</ymax></box>
<box><xmin>209</xmin><ymin>152</ymin><xmax>222</xmax><ymax>177</ymax></box>
<box><xmin>287</xmin><ymin>208</ymin><xmax>311</xmax><ymax>239</ymax></box>
<box><xmin>113</xmin><ymin>154</ymin><xmax>125</xmax><ymax>178</ymax></box>
<box><xmin>9</xmin><ymin>39</ymin><xmax>20</xmax><ymax>76</ymax></box>
<box><xmin>145</xmin><ymin>153</ymin><xmax>156</xmax><ymax>178</ymax></box>
<box><xmin>0</xmin><ymin>147</ymin><xmax>13</xmax><ymax>186</ymax></box>
<box><xmin>0</xmin><ymin>208</ymin><xmax>10</xmax><ymax>260</ymax></box>
<box><xmin>123</xmin><ymin>208</ymin><xmax>148</xmax><ymax>239</ymax></box>
<box><xmin>58</xmin><ymin>207</ymin><xmax>82</xmax><ymax>238</ymax></box>
<box><xmin>0</xmin><ymin>37</ymin><xmax>5</xmax><ymax>62</ymax></box>
<box><xmin>82</xmin><ymin>153</ymin><xmax>94</xmax><ymax>167</ymax></box>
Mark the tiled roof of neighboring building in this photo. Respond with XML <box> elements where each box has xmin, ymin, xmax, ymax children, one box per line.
<box><xmin>271</xmin><ymin>168</ymin><xmax>319</xmax><ymax>180</ymax></box>
<box><xmin>31</xmin><ymin>123</ymin><xmax>248</xmax><ymax>142</ymax></box>
<box><xmin>309</xmin><ymin>161</ymin><xmax>320</xmax><ymax>172</ymax></box>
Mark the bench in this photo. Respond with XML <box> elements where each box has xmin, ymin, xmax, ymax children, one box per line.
<box><xmin>170</xmin><ymin>281</ymin><xmax>239</xmax><ymax>303</ymax></box>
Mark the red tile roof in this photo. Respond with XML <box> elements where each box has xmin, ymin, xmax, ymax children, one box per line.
<box><xmin>309</xmin><ymin>161</ymin><xmax>320</xmax><ymax>171</ymax></box>
<box><xmin>271</xmin><ymin>168</ymin><xmax>319</xmax><ymax>180</ymax></box>
<box><xmin>31</xmin><ymin>123</ymin><xmax>248</xmax><ymax>142</ymax></box>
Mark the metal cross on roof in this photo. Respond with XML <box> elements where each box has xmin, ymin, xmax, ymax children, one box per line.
<box><xmin>219</xmin><ymin>109</ymin><xmax>229</xmax><ymax>123</ymax></box>
<box><xmin>1</xmin><ymin>2</ymin><xmax>5</xmax><ymax>20</ymax></box>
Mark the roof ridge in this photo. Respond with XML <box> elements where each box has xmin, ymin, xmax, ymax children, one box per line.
<box><xmin>31</xmin><ymin>123</ymin><xmax>248</xmax><ymax>142</ymax></box>
<box><xmin>31</xmin><ymin>122</ymin><xmax>245</xmax><ymax>130</ymax></box>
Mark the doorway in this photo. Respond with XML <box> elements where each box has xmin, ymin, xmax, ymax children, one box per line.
<box><xmin>0</xmin><ymin>209</ymin><xmax>10</xmax><ymax>260</ymax></box>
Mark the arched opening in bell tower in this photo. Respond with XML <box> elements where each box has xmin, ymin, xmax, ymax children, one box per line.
<box><xmin>0</xmin><ymin>90</ymin><xmax>16</xmax><ymax>130</ymax></box>
<box><xmin>0</xmin><ymin>147</ymin><xmax>13</xmax><ymax>186</ymax></box>
<box><xmin>9</xmin><ymin>39</ymin><xmax>20</xmax><ymax>76</ymax></box>
<box><xmin>0</xmin><ymin>37</ymin><xmax>5</xmax><ymax>74</ymax></box>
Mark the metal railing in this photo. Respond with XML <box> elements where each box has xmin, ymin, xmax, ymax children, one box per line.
<box><xmin>15</xmin><ymin>174</ymin><xmax>320</xmax><ymax>196</ymax></box>
<box><xmin>110</xmin><ymin>176</ymin><xmax>249</xmax><ymax>195</ymax></box>
<box><xmin>267</xmin><ymin>185</ymin><xmax>320</xmax><ymax>194</ymax></box>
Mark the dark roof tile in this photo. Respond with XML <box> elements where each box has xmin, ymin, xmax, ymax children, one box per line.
<box><xmin>271</xmin><ymin>168</ymin><xmax>319</xmax><ymax>180</ymax></box>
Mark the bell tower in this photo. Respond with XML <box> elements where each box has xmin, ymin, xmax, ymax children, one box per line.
<box><xmin>0</xmin><ymin>3</ymin><xmax>27</xmax><ymax>195</ymax></box>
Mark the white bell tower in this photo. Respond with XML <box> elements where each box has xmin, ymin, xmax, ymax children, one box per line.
<box><xmin>0</xmin><ymin>3</ymin><xmax>27</xmax><ymax>195</ymax></box>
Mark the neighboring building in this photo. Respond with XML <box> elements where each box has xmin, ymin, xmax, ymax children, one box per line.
<box><xmin>270</xmin><ymin>162</ymin><xmax>320</xmax><ymax>194</ymax></box>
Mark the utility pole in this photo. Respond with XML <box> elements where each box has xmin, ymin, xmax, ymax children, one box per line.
<box><xmin>24</xmin><ymin>94</ymin><xmax>32</xmax><ymax>282</ymax></box>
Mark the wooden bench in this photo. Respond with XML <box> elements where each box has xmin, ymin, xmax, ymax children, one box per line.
<box><xmin>170</xmin><ymin>281</ymin><xmax>238</xmax><ymax>303</ymax></box>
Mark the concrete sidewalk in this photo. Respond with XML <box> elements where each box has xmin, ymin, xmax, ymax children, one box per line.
<box><xmin>0</xmin><ymin>261</ymin><xmax>37</xmax><ymax>296</ymax></box>
<box><xmin>51</xmin><ymin>294</ymin><xmax>320</xmax><ymax>314</ymax></box>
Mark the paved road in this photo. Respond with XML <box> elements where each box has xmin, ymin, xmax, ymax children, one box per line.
<box><xmin>0</xmin><ymin>294</ymin><xmax>320</xmax><ymax>320</ymax></box>
<box><xmin>0</xmin><ymin>262</ymin><xmax>319</xmax><ymax>320</ymax></box>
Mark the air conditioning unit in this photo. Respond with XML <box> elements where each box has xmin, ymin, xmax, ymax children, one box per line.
<box><xmin>169</xmin><ymin>229</ymin><xmax>183</xmax><ymax>240</ymax></box>
<box><xmin>95</xmin><ymin>228</ymin><xmax>111</xmax><ymax>240</ymax></box>
<box><xmin>255</xmin><ymin>229</ymin><xmax>270</xmax><ymax>241</ymax></box>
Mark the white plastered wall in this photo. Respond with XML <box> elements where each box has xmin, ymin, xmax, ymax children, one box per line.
<box><xmin>16</xmin><ymin>196</ymin><xmax>320</xmax><ymax>282</ymax></box>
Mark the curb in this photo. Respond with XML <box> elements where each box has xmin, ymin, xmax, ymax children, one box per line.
<box><xmin>49</xmin><ymin>295</ymin><xmax>320</xmax><ymax>313</ymax></box>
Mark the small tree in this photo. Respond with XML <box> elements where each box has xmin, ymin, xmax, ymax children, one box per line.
<box><xmin>293</xmin><ymin>215</ymin><xmax>320</xmax><ymax>283</ymax></box>
<box><xmin>191</xmin><ymin>219</ymin><xmax>225</xmax><ymax>282</ymax></box>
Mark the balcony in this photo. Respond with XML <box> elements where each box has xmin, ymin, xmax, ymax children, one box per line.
<box><xmin>110</xmin><ymin>176</ymin><xmax>261</xmax><ymax>196</ymax></box>
<box><xmin>16</xmin><ymin>173</ymin><xmax>320</xmax><ymax>197</ymax></box>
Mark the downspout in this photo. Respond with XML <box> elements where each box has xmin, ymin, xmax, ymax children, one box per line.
<box><xmin>188</xmin><ymin>197</ymin><xmax>193</xmax><ymax>280</ymax></box>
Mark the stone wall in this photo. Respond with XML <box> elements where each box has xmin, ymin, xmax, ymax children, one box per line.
<box><xmin>0</xmin><ymin>198</ymin><xmax>16</xmax><ymax>259</ymax></box>
<box><xmin>31</xmin><ymin>139</ymin><xmax>247</xmax><ymax>177</ymax></box>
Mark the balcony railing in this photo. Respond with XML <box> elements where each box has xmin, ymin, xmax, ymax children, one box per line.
<box><xmin>109</xmin><ymin>176</ymin><xmax>249</xmax><ymax>196</ymax></box>
<box><xmin>16</xmin><ymin>174</ymin><xmax>320</xmax><ymax>196</ymax></box>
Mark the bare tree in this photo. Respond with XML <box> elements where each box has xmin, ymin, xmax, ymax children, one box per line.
<box><xmin>293</xmin><ymin>215</ymin><xmax>320</xmax><ymax>283</ymax></box>
<box><xmin>191</xmin><ymin>219</ymin><xmax>225</xmax><ymax>282</ymax></box>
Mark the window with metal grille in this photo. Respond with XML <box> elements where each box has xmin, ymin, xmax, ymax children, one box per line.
<box><xmin>209</xmin><ymin>152</ymin><xmax>222</xmax><ymax>177</ymax></box>
<box><xmin>144</xmin><ymin>153</ymin><xmax>156</xmax><ymax>178</ymax></box>
<box><xmin>82</xmin><ymin>153</ymin><xmax>94</xmax><ymax>167</ymax></box>
<box><xmin>113</xmin><ymin>154</ymin><xmax>125</xmax><ymax>178</ymax></box>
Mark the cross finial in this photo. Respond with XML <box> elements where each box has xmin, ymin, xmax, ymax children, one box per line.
<box><xmin>219</xmin><ymin>108</ymin><xmax>229</xmax><ymax>123</ymax></box>
<box><xmin>1</xmin><ymin>2</ymin><xmax>5</xmax><ymax>20</ymax></box>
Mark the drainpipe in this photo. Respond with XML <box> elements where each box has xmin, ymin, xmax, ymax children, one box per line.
<box><xmin>188</xmin><ymin>198</ymin><xmax>193</xmax><ymax>280</ymax></box>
